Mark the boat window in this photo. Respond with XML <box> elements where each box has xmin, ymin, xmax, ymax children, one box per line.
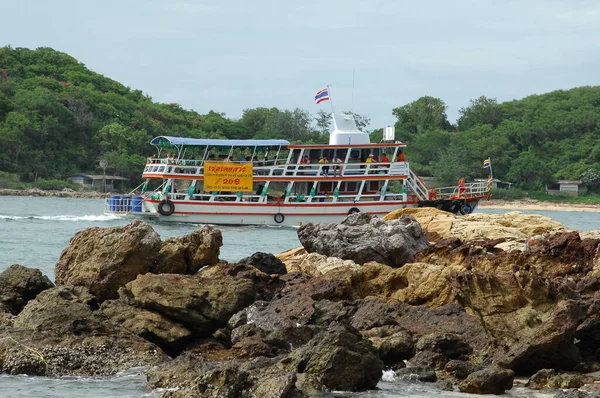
<box><xmin>309</xmin><ymin>149</ymin><xmax>320</xmax><ymax>162</ymax></box>
<box><xmin>346</xmin><ymin>182</ymin><xmax>357</xmax><ymax>191</ymax></box>
<box><xmin>335</xmin><ymin>149</ymin><xmax>348</xmax><ymax>161</ymax></box>
<box><xmin>322</xmin><ymin>149</ymin><xmax>334</xmax><ymax>159</ymax></box>
<box><xmin>291</xmin><ymin>149</ymin><xmax>301</xmax><ymax>163</ymax></box>
<box><xmin>349</xmin><ymin>149</ymin><xmax>360</xmax><ymax>161</ymax></box>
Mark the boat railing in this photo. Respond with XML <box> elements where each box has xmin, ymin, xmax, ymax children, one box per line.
<box><xmin>173</xmin><ymin>190</ymin><xmax>407</xmax><ymax>204</ymax></box>
<box><xmin>406</xmin><ymin>169</ymin><xmax>430</xmax><ymax>201</ymax></box>
<box><xmin>434</xmin><ymin>181</ymin><xmax>490</xmax><ymax>199</ymax></box>
<box><xmin>143</xmin><ymin>161</ymin><xmax>411</xmax><ymax>179</ymax></box>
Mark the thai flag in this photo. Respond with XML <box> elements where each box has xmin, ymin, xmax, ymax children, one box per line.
<box><xmin>483</xmin><ymin>158</ymin><xmax>491</xmax><ymax>168</ymax></box>
<box><xmin>315</xmin><ymin>88</ymin><xmax>330</xmax><ymax>104</ymax></box>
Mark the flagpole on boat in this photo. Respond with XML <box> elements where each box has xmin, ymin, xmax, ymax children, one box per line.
<box><xmin>327</xmin><ymin>84</ymin><xmax>335</xmax><ymax>114</ymax></box>
<box><xmin>488</xmin><ymin>157</ymin><xmax>494</xmax><ymax>180</ymax></box>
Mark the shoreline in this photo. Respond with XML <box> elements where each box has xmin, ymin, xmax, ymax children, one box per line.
<box><xmin>0</xmin><ymin>188</ymin><xmax>108</xmax><ymax>199</ymax></box>
<box><xmin>2</xmin><ymin>189</ymin><xmax>600</xmax><ymax>213</ymax></box>
<box><xmin>478</xmin><ymin>199</ymin><xmax>600</xmax><ymax>212</ymax></box>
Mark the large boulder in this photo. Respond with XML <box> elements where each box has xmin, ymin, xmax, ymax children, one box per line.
<box><xmin>0</xmin><ymin>264</ymin><xmax>54</xmax><ymax>315</ymax></box>
<box><xmin>152</xmin><ymin>225</ymin><xmax>222</xmax><ymax>274</ymax></box>
<box><xmin>283</xmin><ymin>324</ymin><xmax>384</xmax><ymax>392</ymax></box>
<box><xmin>54</xmin><ymin>220</ymin><xmax>162</xmax><ymax>302</ymax></box>
<box><xmin>101</xmin><ymin>298</ymin><xmax>193</xmax><ymax>354</ymax></box>
<box><xmin>122</xmin><ymin>263</ymin><xmax>262</xmax><ymax>336</ymax></box>
<box><xmin>297</xmin><ymin>213</ymin><xmax>428</xmax><ymax>267</ymax></box>
<box><xmin>459</xmin><ymin>364</ymin><xmax>514</xmax><ymax>394</ymax></box>
<box><xmin>384</xmin><ymin>208</ymin><xmax>567</xmax><ymax>248</ymax></box>
<box><xmin>449</xmin><ymin>270</ymin><xmax>585</xmax><ymax>373</ymax></box>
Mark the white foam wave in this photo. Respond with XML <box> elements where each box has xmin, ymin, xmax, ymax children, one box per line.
<box><xmin>380</xmin><ymin>369</ymin><xmax>397</xmax><ymax>382</ymax></box>
<box><xmin>0</xmin><ymin>214</ymin><xmax>122</xmax><ymax>222</ymax></box>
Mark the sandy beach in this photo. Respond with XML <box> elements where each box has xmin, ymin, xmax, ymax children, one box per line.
<box><xmin>479</xmin><ymin>199</ymin><xmax>600</xmax><ymax>212</ymax></box>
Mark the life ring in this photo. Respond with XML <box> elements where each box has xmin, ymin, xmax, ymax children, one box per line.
<box><xmin>348</xmin><ymin>207</ymin><xmax>360</xmax><ymax>215</ymax></box>
<box><xmin>460</xmin><ymin>204</ymin><xmax>473</xmax><ymax>215</ymax></box>
<box><xmin>158</xmin><ymin>199</ymin><xmax>175</xmax><ymax>216</ymax></box>
<box><xmin>274</xmin><ymin>213</ymin><xmax>285</xmax><ymax>224</ymax></box>
<box><xmin>448</xmin><ymin>200</ymin><xmax>462</xmax><ymax>214</ymax></box>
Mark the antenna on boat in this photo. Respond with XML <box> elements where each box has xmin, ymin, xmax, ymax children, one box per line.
<box><xmin>351</xmin><ymin>68</ymin><xmax>355</xmax><ymax>114</ymax></box>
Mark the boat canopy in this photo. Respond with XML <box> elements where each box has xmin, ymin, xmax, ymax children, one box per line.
<box><xmin>151</xmin><ymin>136</ymin><xmax>290</xmax><ymax>147</ymax></box>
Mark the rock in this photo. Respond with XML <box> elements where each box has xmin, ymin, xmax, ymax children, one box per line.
<box><xmin>1</xmin><ymin>285</ymin><xmax>167</xmax><ymax>376</ymax></box>
<box><xmin>415</xmin><ymin>332</ymin><xmax>472</xmax><ymax>359</ymax></box>
<box><xmin>238</xmin><ymin>252</ymin><xmax>286</xmax><ymax>275</ymax></box>
<box><xmin>0</xmin><ymin>264</ymin><xmax>54</xmax><ymax>315</ymax></box>
<box><xmin>152</xmin><ymin>225</ymin><xmax>222</xmax><ymax>274</ymax></box>
<box><xmin>395</xmin><ymin>366</ymin><xmax>437</xmax><ymax>382</ymax></box>
<box><xmin>369</xmin><ymin>329</ymin><xmax>415</xmax><ymax>365</ymax></box>
<box><xmin>282</xmin><ymin>324</ymin><xmax>384</xmax><ymax>392</ymax></box>
<box><xmin>101</xmin><ymin>298</ymin><xmax>193</xmax><ymax>355</ymax></box>
<box><xmin>147</xmin><ymin>355</ymin><xmax>251</xmax><ymax>398</ymax></box>
<box><xmin>384</xmin><ymin>208</ymin><xmax>567</xmax><ymax>247</ymax></box>
<box><xmin>350</xmin><ymin>298</ymin><xmax>487</xmax><ymax>356</ymax></box>
<box><xmin>297</xmin><ymin>213</ymin><xmax>428</xmax><ymax>267</ymax></box>
<box><xmin>444</xmin><ymin>359</ymin><xmax>476</xmax><ymax>379</ymax></box>
<box><xmin>553</xmin><ymin>390</ymin><xmax>596</xmax><ymax>398</ymax></box>
<box><xmin>54</xmin><ymin>220</ymin><xmax>162</xmax><ymax>302</ymax></box>
<box><xmin>12</xmin><ymin>285</ymin><xmax>100</xmax><ymax>332</ymax></box>
<box><xmin>284</xmin><ymin>252</ymin><xmax>361</xmax><ymax>276</ymax></box>
<box><xmin>459</xmin><ymin>365</ymin><xmax>515</xmax><ymax>394</ymax></box>
<box><xmin>526</xmin><ymin>368</ymin><xmax>586</xmax><ymax>389</ymax></box>
<box><xmin>449</xmin><ymin>270</ymin><xmax>585</xmax><ymax>373</ymax></box>
<box><xmin>408</xmin><ymin>350</ymin><xmax>448</xmax><ymax>370</ymax></box>
<box><xmin>123</xmin><ymin>263</ymin><xmax>260</xmax><ymax>336</ymax></box>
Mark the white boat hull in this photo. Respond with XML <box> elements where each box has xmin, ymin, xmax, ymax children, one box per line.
<box><xmin>129</xmin><ymin>200</ymin><xmax>417</xmax><ymax>227</ymax></box>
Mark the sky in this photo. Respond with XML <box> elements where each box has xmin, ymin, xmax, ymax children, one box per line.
<box><xmin>2</xmin><ymin>0</ymin><xmax>600</xmax><ymax>130</ymax></box>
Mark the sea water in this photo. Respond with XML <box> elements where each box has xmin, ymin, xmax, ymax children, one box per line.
<box><xmin>0</xmin><ymin>196</ymin><xmax>594</xmax><ymax>398</ymax></box>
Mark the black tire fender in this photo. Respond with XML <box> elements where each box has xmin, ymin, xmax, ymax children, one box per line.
<box><xmin>158</xmin><ymin>199</ymin><xmax>175</xmax><ymax>216</ymax></box>
<box><xmin>448</xmin><ymin>200</ymin><xmax>462</xmax><ymax>214</ymax></box>
<box><xmin>348</xmin><ymin>207</ymin><xmax>360</xmax><ymax>215</ymax></box>
<box><xmin>460</xmin><ymin>203</ymin><xmax>473</xmax><ymax>215</ymax></box>
<box><xmin>274</xmin><ymin>212</ymin><xmax>285</xmax><ymax>224</ymax></box>
<box><xmin>434</xmin><ymin>200</ymin><xmax>444</xmax><ymax>210</ymax></box>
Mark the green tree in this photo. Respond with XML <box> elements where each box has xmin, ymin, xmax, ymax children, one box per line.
<box><xmin>457</xmin><ymin>96</ymin><xmax>502</xmax><ymax>131</ymax></box>
<box><xmin>581</xmin><ymin>168</ymin><xmax>600</xmax><ymax>193</ymax></box>
<box><xmin>506</xmin><ymin>152</ymin><xmax>553</xmax><ymax>189</ymax></box>
<box><xmin>392</xmin><ymin>96</ymin><xmax>451</xmax><ymax>139</ymax></box>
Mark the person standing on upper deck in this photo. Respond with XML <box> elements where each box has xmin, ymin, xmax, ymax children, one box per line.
<box><xmin>397</xmin><ymin>150</ymin><xmax>405</xmax><ymax>162</ymax></box>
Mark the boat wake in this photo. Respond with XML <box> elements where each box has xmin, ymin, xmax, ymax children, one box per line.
<box><xmin>0</xmin><ymin>214</ymin><xmax>121</xmax><ymax>222</ymax></box>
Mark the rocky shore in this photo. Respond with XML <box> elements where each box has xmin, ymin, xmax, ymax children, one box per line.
<box><xmin>0</xmin><ymin>188</ymin><xmax>108</xmax><ymax>198</ymax></box>
<box><xmin>3</xmin><ymin>209</ymin><xmax>600</xmax><ymax>397</ymax></box>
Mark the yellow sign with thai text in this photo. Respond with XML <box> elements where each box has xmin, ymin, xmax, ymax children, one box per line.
<box><xmin>204</xmin><ymin>161</ymin><xmax>253</xmax><ymax>192</ymax></box>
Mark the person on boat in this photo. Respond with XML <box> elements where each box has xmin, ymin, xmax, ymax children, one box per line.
<box><xmin>458</xmin><ymin>177</ymin><xmax>467</xmax><ymax>196</ymax></box>
<box><xmin>318</xmin><ymin>157</ymin><xmax>330</xmax><ymax>176</ymax></box>
<box><xmin>381</xmin><ymin>153</ymin><xmax>390</xmax><ymax>163</ymax></box>
<box><xmin>147</xmin><ymin>154</ymin><xmax>157</xmax><ymax>164</ymax></box>
<box><xmin>333</xmin><ymin>156</ymin><xmax>343</xmax><ymax>176</ymax></box>
<box><xmin>397</xmin><ymin>150</ymin><xmax>405</xmax><ymax>162</ymax></box>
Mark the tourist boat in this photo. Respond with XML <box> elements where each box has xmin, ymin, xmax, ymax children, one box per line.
<box><xmin>104</xmin><ymin>114</ymin><xmax>491</xmax><ymax>226</ymax></box>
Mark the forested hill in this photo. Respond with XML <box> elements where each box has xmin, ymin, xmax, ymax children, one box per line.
<box><xmin>1</xmin><ymin>46</ymin><xmax>600</xmax><ymax>190</ymax></box>
<box><xmin>0</xmin><ymin>46</ymin><xmax>330</xmax><ymax>183</ymax></box>
<box><xmin>387</xmin><ymin>87</ymin><xmax>600</xmax><ymax>189</ymax></box>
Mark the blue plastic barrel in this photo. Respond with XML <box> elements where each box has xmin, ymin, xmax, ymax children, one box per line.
<box><xmin>109</xmin><ymin>195</ymin><xmax>121</xmax><ymax>212</ymax></box>
<box><xmin>131</xmin><ymin>196</ymin><xmax>143</xmax><ymax>212</ymax></box>
<box><xmin>121</xmin><ymin>196</ymin><xmax>132</xmax><ymax>212</ymax></box>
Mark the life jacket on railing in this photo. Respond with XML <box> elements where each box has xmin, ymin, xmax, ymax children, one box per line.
<box><xmin>428</xmin><ymin>190</ymin><xmax>438</xmax><ymax>200</ymax></box>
